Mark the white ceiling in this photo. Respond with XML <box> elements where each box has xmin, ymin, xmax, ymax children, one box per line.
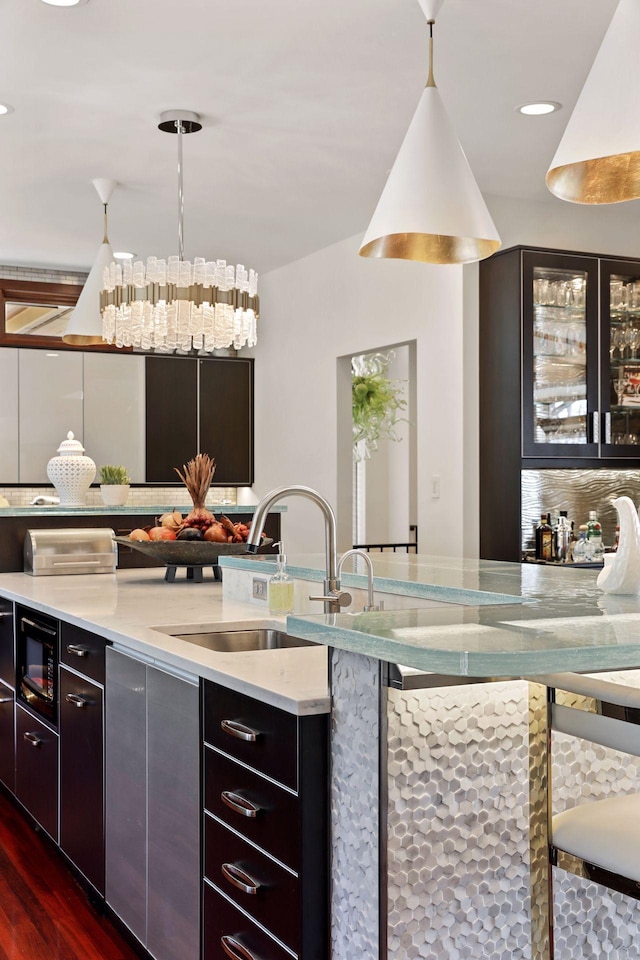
<box><xmin>0</xmin><ymin>0</ymin><xmax>621</xmax><ymax>275</ymax></box>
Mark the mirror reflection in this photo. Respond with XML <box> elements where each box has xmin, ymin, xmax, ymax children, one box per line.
<box><xmin>5</xmin><ymin>301</ymin><xmax>73</xmax><ymax>338</ymax></box>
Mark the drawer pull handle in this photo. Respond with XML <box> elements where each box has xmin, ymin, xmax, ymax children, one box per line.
<box><xmin>221</xmin><ymin>862</ymin><xmax>261</xmax><ymax>895</ymax></box>
<box><xmin>221</xmin><ymin>936</ymin><xmax>259</xmax><ymax>960</ymax></box>
<box><xmin>66</xmin><ymin>644</ymin><xmax>88</xmax><ymax>657</ymax></box>
<box><xmin>221</xmin><ymin>791</ymin><xmax>260</xmax><ymax>819</ymax></box>
<box><xmin>0</xmin><ymin>696</ymin><xmax>13</xmax><ymax>705</ymax></box>
<box><xmin>23</xmin><ymin>732</ymin><xmax>42</xmax><ymax>747</ymax></box>
<box><xmin>221</xmin><ymin>719</ymin><xmax>260</xmax><ymax>742</ymax></box>
<box><xmin>65</xmin><ymin>693</ymin><xmax>88</xmax><ymax>708</ymax></box>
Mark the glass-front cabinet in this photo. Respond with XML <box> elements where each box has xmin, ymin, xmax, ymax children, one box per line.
<box><xmin>600</xmin><ymin>259</ymin><xmax>640</xmax><ymax>455</ymax></box>
<box><xmin>522</xmin><ymin>250</ymin><xmax>640</xmax><ymax>461</ymax></box>
<box><xmin>523</xmin><ymin>252</ymin><xmax>599</xmax><ymax>458</ymax></box>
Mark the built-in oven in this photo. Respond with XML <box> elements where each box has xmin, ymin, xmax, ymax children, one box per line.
<box><xmin>16</xmin><ymin>608</ymin><xmax>58</xmax><ymax>725</ymax></box>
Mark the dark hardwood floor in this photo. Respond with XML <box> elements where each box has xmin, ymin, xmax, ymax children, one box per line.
<box><xmin>0</xmin><ymin>790</ymin><xmax>140</xmax><ymax>960</ymax></box>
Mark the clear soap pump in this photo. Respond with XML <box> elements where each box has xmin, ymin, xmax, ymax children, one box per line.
<box><xmin>269</xmin><ymin>542</ymin><xmax>294</xmax><ymax>615</ymax></box>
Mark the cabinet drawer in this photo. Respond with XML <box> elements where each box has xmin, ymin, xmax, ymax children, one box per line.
<box><xmin>15</xmin><ymin>704</ymin><xmax>58</xmax><ymax>841</ymax></box>
<box><xmin>203</xmin><ymin>682</ymin><xmax>297</xmax><ymax>790</ymax></box>
<box><xmin>204</xmin><ymin>747</ymin><xmax>299</xmax><ymax>871</ymax></box>
<box><xmin>60</xmin><ymin>622</ymin><xmax>107</xmax><ymax>684</ymax></box>
<box><xmin>204</xmin><ymin>816</ymin><xmax>300</xmax><ymax>954</ymax></box>
<box><xmin>203</xmin><ymin>883</ymin><xmax>292</xmax><ymax>960</ymax></box>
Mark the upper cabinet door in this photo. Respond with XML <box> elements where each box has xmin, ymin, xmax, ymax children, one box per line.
<box><xmin>19</xmin><ymin>349</ymin><xmax>84</xmax><ymax>482</ymax></box>
<box><xmin>522</xmin><ymin>251</ymin><xmax>600</xmax><ymax>460</ymax></box>
<box><xmin>599</xmin><ymin>259</ymin><xmax>640</xmax><ymax>457</ymax></box>
<box><xmin>145</xmin><ymin>357</ymin><xmax>198</xmax><ymax>483</ymax></box>
<box><xmin>84</xmin><ymin>353</ymin><xmax>145</xmax><ymax>482</ymax></box>
<box><xmin>199</xmin><ymin>358</ymin><xmax>254</xmax><ymax>486</ymax></box>
<box><xmin>0</xmin><ymin>349</ymin><xmax>19</xmax><ymax>482</ymax></box>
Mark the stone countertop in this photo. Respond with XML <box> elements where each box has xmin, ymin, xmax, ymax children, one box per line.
<box><xmin>223</xmin><ymin>553</ymin><xmax>640</xmax><ymax>677</ymax></box>
<box><xmin>0</xmin><ymin>504</ymin><xmax>286</xmax><ymax>518</ymax></box>
<box><xmin>0</xmin><ymin>568</ymin><xmax>328</xmax><ymax>716</ymax></box>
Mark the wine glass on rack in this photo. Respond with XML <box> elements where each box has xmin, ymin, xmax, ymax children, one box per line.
<box><xmin>614</xmin><ymin>377</ymin><xmax>627</xmax><ymax>407</ymax></box>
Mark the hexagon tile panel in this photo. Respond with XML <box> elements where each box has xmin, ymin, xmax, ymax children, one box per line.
<box><xmin>387</xmin><ymin>681</ymin><xmax>532</xmax><ymax>960</ymax></box>
<box><xmin>330</xmin><ymin>649</ymin><xmax>381</xmax><ymax>960</ymax></box>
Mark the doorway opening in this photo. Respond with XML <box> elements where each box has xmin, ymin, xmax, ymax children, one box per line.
<box><xmin>336</xmin><ymin>341</ymin><xmax>417</xmax><ymax>555</ymax></box>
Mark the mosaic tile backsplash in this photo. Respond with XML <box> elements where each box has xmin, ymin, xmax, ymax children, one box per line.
<box><xmin>0</xmin><ymin>486</ymin><xmax>238</xmax><ymax>508</ymax></box>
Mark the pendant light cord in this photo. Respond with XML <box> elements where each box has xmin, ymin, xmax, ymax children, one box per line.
<box><xmin>176</xmin><ymin>118</ymin><xmax>185</xmax><ymax>261</ymax></box>
<box><xmin>426</xmin><ymin>20</ymin><xmax>436</xmax><ymax>88</ymax></box>
<box><xmin>102</xmin><ymin>203</ymin><xmax>109</xmax><ymax>244</ymax></box>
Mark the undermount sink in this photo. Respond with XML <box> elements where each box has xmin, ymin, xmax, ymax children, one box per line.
<box><xmin>169</xmin><ymin>627</ymin><xmax>317</xmax><ymax>654</ymax></box>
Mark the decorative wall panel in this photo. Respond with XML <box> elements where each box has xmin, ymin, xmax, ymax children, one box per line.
<box><xmin>386</xmin><ymin>681</ymin><xmax>532</xmax><ymax>960</ymax></box>
<box><xmin>521</xmin><ymin>468</ymin><xmax>640</xmax><ymax>550</ymax></box>
<box><xmin>330</xmin><ymin>649</ymin><xmax>381</xmax><ymax>960</ymax></box>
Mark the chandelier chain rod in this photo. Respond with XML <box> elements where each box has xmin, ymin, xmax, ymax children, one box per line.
<box><xmin>176</xmin><ymin>119</ymin><xmax>185</xmax><ymax>261</ymax></box>
<box><xmin>426</xmin><ymin>19</ymin><xmax>435</xmax><ymax>88</ymax></box>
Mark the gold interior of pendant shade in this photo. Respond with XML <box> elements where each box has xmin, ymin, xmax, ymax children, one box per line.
<box><xmin>359</xmin><ymin>232</ymin><xmax>501</xmax><ymax>265</ymax></box>
<box><xmin>546</xmin><ymin>151</ymin><xmax>640</xmax><ymax>204</ymax></box>
<box><xmin>62</xmin><ymin>333</ymin><xmax>105</xmax><ymax>345</ymax></box>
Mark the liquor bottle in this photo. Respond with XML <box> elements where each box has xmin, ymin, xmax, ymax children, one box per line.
<box><xmin>587</xmin><ymin>510</ymin><xmax>604</xmax><ymax>562</ymax></box>
<box><xmin>572</xmin><ymin>528</ymin><xmax>588</xmax><ymax>563</ymax></box>
<box><xmin>554</xmin><ymin>511</ymin><xmax>571</xmax><ymax>563</ymax></box>
<box><xmin>535</xmin><ymin>514</ymin><xmax>553</xmax><ymax>561</ymax></box>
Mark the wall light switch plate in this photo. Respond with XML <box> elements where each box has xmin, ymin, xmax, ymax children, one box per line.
<box><xmin>252</xmin><ymin>577</ymin><xmax>268</xmax><ymax>601</ymax></box>
<box><xmin>431</xmin><ymin>475</ymin><xmax>441</xmax><ymax>499</ymax></box>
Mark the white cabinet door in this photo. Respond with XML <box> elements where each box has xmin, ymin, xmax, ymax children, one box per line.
<box><xmin>0</xmin><ymin>349</ymin><xmax>19</xmax><ymax>482</ymax></box>
<box><xmin>19</xmin><ymin>349</ymin><xmax>84</xmax><ymax>482</ymax></box>
<box><xmin>83</xmin><ymin>353</ymin><xmax>145</xmax><ymax>482</ymax></box>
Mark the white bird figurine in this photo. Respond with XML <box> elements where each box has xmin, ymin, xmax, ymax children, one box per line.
<box><xmin>597</xmin><ymin>496</ymin><xmax>640</xmax><ymax>595</ymax></box>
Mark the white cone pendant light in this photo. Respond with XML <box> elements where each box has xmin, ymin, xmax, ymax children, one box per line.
<box><xmin>359</xmin><ymin>0</ymin><xmax>500</xmax><ymax>265</ymax></box>
<box><xmin>63</xmin><ymin>178</ymin><xmax>116</xmax><ymax>345</ymax></box>
<box><xmin>547</xmin><ymin>0</ymin><xmax>640</xmax><ymax>204</ymax></box>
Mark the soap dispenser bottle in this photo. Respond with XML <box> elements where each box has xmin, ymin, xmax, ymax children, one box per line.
<box><xmin>269</xmin><ymin>542</ymin><xmax>294</xmax><ymax>615</ymax></box>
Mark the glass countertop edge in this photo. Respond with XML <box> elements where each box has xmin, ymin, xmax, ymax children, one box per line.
<box><xmin>285</xmin><ymin>616</ymin><xmax>640</xmax><ymax>678</ymax></box>
<box><xmin>0</xmin><ymin>504</ymin><xmax>287</xmax><ymax>517</ymax></box>
<box><xmin>218</xmin><ymin>557</ymin><xmax>528</xmax><ymax>606</ymax></box>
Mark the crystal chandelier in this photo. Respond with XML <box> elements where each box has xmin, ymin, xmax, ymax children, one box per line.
<box><xmin>100</xmin><ymin>110</ymin><xmax>259</xmax><ymax>353</ymax></box>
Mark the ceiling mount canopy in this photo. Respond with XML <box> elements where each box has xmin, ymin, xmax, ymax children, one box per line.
<box><xmin>100</xmin><ymin>109</ymin><xmax>259</xmax><ymax>354</ymax></box>
<box><xmin>547</xmin><ymin>0</ymin><xmax>640</xmax><ymax>204</ymax></box>
<box><xmin>63</xmin><ymin>177</ymin><xmax>116</xmax><ymax>346</ymax></box>
<box><xmin>359</xmin><ymin>0</ymin><xmax>500</xmax><ymax>265</ymax></box>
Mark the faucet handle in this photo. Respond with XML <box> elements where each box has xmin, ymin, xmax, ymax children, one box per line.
<box><xmin>309</xmin><ymin>590</ymin><xmax>352</xmax><ymax>609</ymax></box>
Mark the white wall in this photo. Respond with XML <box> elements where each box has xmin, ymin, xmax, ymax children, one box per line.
<box><xmin>462</xmin><ymin>192</ymin><xmax>640</xmax><ymax>558</ymax></box>
<box><xmin>255</xmin><ymin>234</ymin><xmax>463</xmax><ymax>557</ymax></box>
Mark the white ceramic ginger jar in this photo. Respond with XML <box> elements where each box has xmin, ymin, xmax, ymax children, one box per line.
<box><xmin>46</xmin><ymin>432</ymin><xmax>96</xmax><ymax>506</ymax></box>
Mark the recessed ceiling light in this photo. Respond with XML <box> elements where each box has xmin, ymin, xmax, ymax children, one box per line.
<box><xmin>40</xmin><ymin>0</ymin><xmax>88</xmax><ymax>6</ymax></box>
<box><xmin>517</xmin><ymin>101</ymin><xmax>562</xmax><ymax>116</ymax></box>
<box><xmin>113</xmin><ymin>251</ymin><xmax>136</xmax><ymax>260</ymax></box>
<box><xmin>0</xmin><ymin>103</ymin><xmax>14</xmax><ymax>116</ymax></box>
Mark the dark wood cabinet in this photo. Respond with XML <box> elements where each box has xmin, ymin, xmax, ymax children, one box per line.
<box><xmin>145</xmin><ymin>356</ymin><xmax>254</xmax><ymax>484</ymax></box>
<box><xmin>480</xmin><ymin>245</ymin><xmax>640</xmax><ymax>561</ymax></box>
<box><xmin>202</xmin><ymin>679</ymin><xmax>328</xmax><ymax>960</ymax></box>
<box><xmin>59</xmin><ymin>664</ymin><xmax>105</xmax><ymax>894</ymax></box>
<box><xmin>0</xmin><ymin>596</ymin><xmax>13</xmax><ymax>686</ymax></box>
<box><xmin>15</xmin><ymin>703</ymin><xmax>58</xmax><ymax>840</ymax></box>
<box><xmin>0</xmin><ymin>684</ymin><xmax>14</xmax><ymax>792</ymax></box>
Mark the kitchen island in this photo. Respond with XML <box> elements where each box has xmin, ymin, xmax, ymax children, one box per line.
<box><xmin>0</xmin><ymin>557</ymin><xmax>640</xmax><ymax>960</ymax></box>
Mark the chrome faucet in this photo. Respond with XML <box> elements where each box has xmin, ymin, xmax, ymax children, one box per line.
<box><xmin>246</xmin><ymin>485</ymin><xmax>352</xmax><ymax>614</ymax></box>
<box><xmin>337</xmin><ymin>549</ymin><xmax>382</xmax><ymax>612</ymax></box>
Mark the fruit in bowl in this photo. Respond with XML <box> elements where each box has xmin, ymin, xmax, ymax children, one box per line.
<box><xmin>149</xmin><ymin>526</ymin><xmax>177</xmax><ymax>541</ymax></box>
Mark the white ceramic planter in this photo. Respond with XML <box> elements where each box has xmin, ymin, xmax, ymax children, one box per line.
<box><xmin>100</xmin><ymin>484</ymin><xmax>130</xmax><ymax>507</ymax></box>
